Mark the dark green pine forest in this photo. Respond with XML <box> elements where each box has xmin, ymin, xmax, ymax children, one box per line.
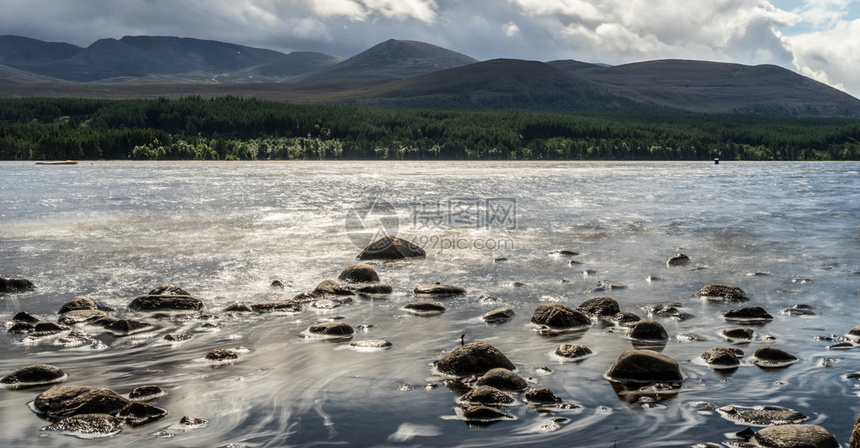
<box><xmin>1</xmin><ymin>96</ymin><xmax>859</xmax><ymax>161</ymax></box>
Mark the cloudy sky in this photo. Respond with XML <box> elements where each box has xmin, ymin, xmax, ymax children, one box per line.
<box><xmin>2</xmin><ymin>0</ymin><xmax>858</xmax><ymax>97</ymax></box>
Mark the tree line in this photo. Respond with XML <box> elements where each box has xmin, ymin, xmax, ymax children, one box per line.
<box><xmin>1</xmin><ymin>96</ymin><xmax>859</xmax><ymax>161</ymax></box>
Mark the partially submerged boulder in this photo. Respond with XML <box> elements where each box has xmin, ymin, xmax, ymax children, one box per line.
<box><xmin>307</xmin><ymin>322</ymin><xmax>354</xmax><ymax>337</ymax></box>
<box><xmin>555</xmin><ymin>344</ymin><xmax>592</xmax><ymax>361</ymax></box>
<box><xmin>461</xmin><ymin>404</ymin><xmax>514</xmax><ymax>422</ymax></box>
<box><xmin>524</xmin><ymin>388</ymin><xmax>562</xmax><ymax>404</ymax></box>
<box><xmin>250</xmin><ymin>300</ymin><xmax>301</xmax><ymax>313</ymax></box>
<box><xmin>701</xmin><ymin>347</ymin><xmax>744</xmax><ymax>369</ymax></box>
<box><xmin>1</xmin><ymin>364</ymin><xmax>67</xmax><ymax>389</ymax></box>
<box><xmin>34</xmin><ymin>385</ymin><xmax>130</xmax><ymax>418</ymax></box>
<box><xmin>606</xmin><ymin>349</ymin><xmax>683</xmax><ymax>384</ymax></box>
<box><xmin>414</xmin><ymin>283</ymin><xmax>466</xmax><ymax>296</ymax></box>
<box><xmin>475</xmin><ymin>368</ymin><xmax>528</xmax><ymax>391</ymax></box>
<box><xmin>205</xmin><ymin>349</ymin><xmax>238</xmax><ymax>362</ymax></box>
<box><xmin>722</xmin><ymin>327</ymin><xmax>754</xmax><ymax>342</ymax></box>
<box><xmin>357</xmin><ymin>236</ymin><xmax>425</xmax><ymax>260</ymax></box>
<box><xmin>58</xmin><ymin>296</ymin><xmax>99</xmax><ymax>314</ymax></box>
<box><xmin>128</xmin><ymin>285</ymin><xmax>203</xmax><ymax>312</ymax></box>
<box><xmin>577</xmin><ymin>297</ymin><xmax>620</xmax><ymax>318</ymax></box>
<box><xmin>128</xmin><ymin>385</ymin><xmax>164</xmax><ymax>401</ymax></box>
<box><xmin>436</xmin><ymin>342</ymin><xmax>515</xmax><ymax>376</ymax></box>
<box><xmin>667</xmin><ymin>253</ymin><xmax>690</xmax><ymax>266</ymax></box>
<box><xmin>403</xmin><ymin>302</ymin><xmax>446</xmax><ymax>315</ymax></box>
<box><xmin>0</xmin><ymin>277</ymin><xmax>35</xmax><ymax>293</ymax></box>
<box><xmin>338</xmin><ymin>264</ymin><xmax>380</xmax><ymax>283</ymax></box>
<box><xmin>117</xmin><ymin>402</ymin><xmax>168</xmax><ymax>426</ymax></box>
<box><xmin>629</xmin><ymin>320</ymin><xmax>669</xmax><ymax>341</ymax></box>
<box><xmin>531</xmin><ymin>304</ymin><xmax>590</xmax><ymax>330</ymax></box>
<box><xmin>724</xmin><ymin>306</ymin><xmax>773</xmax><ymax>322</ymax></box>
<box><xmin>753</xmin><ymin>347</ymin><xmax>798</xmax><ymax>368</ymax></box>
<box><xmin>312</xmin><ymin>279</ymin><xmax>354</xmax><ymax>296</ymax></box>
<box><xmin>41</xmin><ymin>413</ymin><xmax>123</xmax><ymax>438</ymax></box>
<box><xmin>696</xmin><ymin>284</ymin><xmax>749</xmax><ymax>302</ymax></box>
<box><xmin>459</xmin><ymin>385</ymin><xmax>514</xmax><ymax>405</ymax></box>
<box><xmin>718</xmin><ymin>405</ymin><xmax>807</xmax><ymax>426</ymax></box>
<box><xmin>754</xmin><ymin>424</ymin><xmax>838</xmax><ymax>448</ymax></box>
<box><xmin>482</xmin><ymin>307</ymin><xmax>515</xmax><ymax>324</ymax></box>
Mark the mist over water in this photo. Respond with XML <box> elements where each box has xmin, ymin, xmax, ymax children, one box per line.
<box><xmin>2</xmin><ymin>161</ymin><xmax>860</xmax><ymax>447</ymax></box>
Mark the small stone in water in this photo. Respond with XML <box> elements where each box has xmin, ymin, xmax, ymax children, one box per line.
<box><xmin>180</xmin><ymin>416</ymin><xmax>209</xmax><ymax>428</ymax></box>
<box><xmin>206</xmin><ymin>349</ymin><xmax>238</xmax><ymax>362</ymax></box>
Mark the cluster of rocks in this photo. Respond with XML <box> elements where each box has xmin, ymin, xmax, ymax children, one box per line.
<box><xmin>2</xmin><ymin>243</ymin><xmax>853</xmax><ymax>445</ymax></box>
<box><xmin>0</xmin><ymin>363</ymin><xmax>203</xmax><ymax>438</ymax></box>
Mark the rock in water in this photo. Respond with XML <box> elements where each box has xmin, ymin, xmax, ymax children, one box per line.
<box><xmin>849</xmin><ymin>413</ymin><xmax>860</xmax><ymax>448</ymax></box>
<box><xmin>1</xmin><ymin>364</ymin><xmax>67</xmax><ymax>389</ymax></box>
<box><xmin>753</xmin><ymin>347</ymin><xmax>798</xmax><ymax>368</ymax></box>
<box><xmin>403</xmin><ymin>302</ymin><xmax>446</xmax><ymax>315</ymax></box>
<box><xmin>116</xmin><ymin>402</ymin><xmax>168</xmax><ymax>426</ymax></box>
<box><xmin>460</xmin><ymin>405</ymin><xmax>513</xmax><ymax>422</ymax></box>
<box><xmin>629</xmin><ymin>320</ymin><xmax>669</xmax><ymax>341</ymax></box>
<box><xmin>58</xmin><ymin>296</ymin><xmax>99</xmax><ymax>314</ymax></box>
<box><xmin>0</xmin><ymin>277</ymin><xmax>35</xmax><ymax>293</ymax></box>
<box><xmin>524</xmin><ymin>388</ymin><xmax>562</xmax><ymax>404</ymax></box>
<box><xmin>701</xmin><ymin>348</ymin><xmax>743</xmax><ymax>369</ymax></box>
<box><xmin>34</xmin><ymin>385</ymin><xmax>130</xmax><ymax>418</ymax></box>
<box><xmin>413</xmin><ymin>283</ymin><xmax>466</xmax><ymax>295</ymax></box>
<box><xmin>312</xmin><ymin>279</ymin><xmax>355</xmax><ymax>296</ymax></box>
<box><xmin>41</xmin><ymin>413</ymin><xmax>123</xmax><ymax>438</ymax></box>
<box><xmin>307</xmin><ymin>322</ymin><xmax>355</xmax><ymax>337</ymax></box>
<box><xmin>205</xmin><ymin>349</ymin><xmax>239</xmax><ymax>362</ymax></box>
<box><xmin>530</xmin><ymin>304</ymin><xmax>590</xmax><ymax>329</ymax></box>
<box><xmin>606</xmin><ymin>349</ymin><xmax>683</xmax><ymax>383</ymax></box>
<box><xmin>338</xmin><ymin>264</ymin><xmax>380</xmax><ymax>283</ymax></box>
<box><xmin>696</xmin><ymin>284</ymin><xmax>749</xmax><ymax>302</ymax></box>
<box><xmin>475</xmin><ymin>368</ymin><xmax>528</xmax><ymax>391</ymax></box>
<box><xmin>482</xmin><ymin>307</ymin><xmax>515</xmax><ymax>323</ymax></box>
<box><xmin>357</xmin><ymin>236</ymin><xmax>425</xmax><ymax>260</ymax></box>
<box><xmin>667</xmin><ymin>253</ymin><xmax>690</xmax><ymax>266</ymax></box>
<box><xmin>754</xmin><ymin>424</ymin><xmax>838</xmax><ymax>448</ymax></box>
<box><xmin>436</xmin><ymin>342</ymin><xmax>516</xmax><ymax>376</ymax></box>
<box><xmin>577</xmin><ymin>297</ymin><xmax>620</xmax><ymax>318</ymax></box>
<box><xmin>460</xmin><ymin>385</ymin><xmax>514</xmax><ymax>405</ymax></box>
<box><xmin>718</xmin><ymin>405</ymin><xmax>807</xmax><ymax>426</ymax></box>
<box><xmin>555</xmin><ymin>344</ymin><xmax>593</xmax><ymax>361</ymax></box>
<box><xmin>128</xmin><ymin>385</ymin><xmax>165</xmax><ymax>401</ymax></box>
<box><xmin>724</xmin><ymin>306</ymin><xmax>773</xmax><ymax>322</ymax></box>
<box><xmin>128</xmin><ymin>284</ymin><xmax>203</xmax><ymax>312</ymax></box>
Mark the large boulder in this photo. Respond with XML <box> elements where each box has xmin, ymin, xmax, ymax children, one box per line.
<box><xmin>459</xmin><ymin>385</ymin><xmax>514</xmax><ymax>405</ymax></box>
<box><xmin>1</xmin><ymin>364</ymin><xmax>67</xmax><ymax>389</ymax></box>
<box><xmin>555</xmin><ymin>344</ymin><xmax>593</xmax><ymax>361</ymax></box>
<box><xmin>606</xmin><ymin>349</ymin><xmax>683</xmax><ymax>384</ymax></box>
<box><xmin>577</xmin><ymin>297</ymin><xmax>620</xmax><ymax>318</ymax></box>
<box><xmin>754</xmin><ymin>424</ymin><xmax>838</xmax><ymax>448</ymax></box>
<box><xmin>357</xmin><ymin>236</ymin><xmax>425</xmax><ymax>260</ymax></box>
<box><xmin>34</xmin><ymin>385</ymin><xmax>130</xmax><ymax>418</ymax></box>
<box><xmin>531</xmin><ymin>304</ymin><xmax>590</xmax><ymax>329</ymax></box>
<box><xmin>0</xmin><ymin>277</ymin><xmax>35</xmax><ymax>293</ymax></box>
<box><xmin>58</xmin><ymin>296</ymin><xmax>98</xmax><ymax>314</ymax></box>
<box><xmin>436</xmin><ymin>342</ymin><xmax>516</xmax><ymax>376</ymax></box>
<box><xmin>482</xmin><ymin>307</ymin><xmax>515</xmax><ymax>324</ymax></box>
<box><xmin>338</xmin><ymin>264</ymin><xmax>380</xmax><ymax>283</ymax></box>
<box><xmin>696</xmin><ymin>284</ymin><xmax>749</xmax><ymax>302</ymax></box>
<box><xmin>667</xmin><ymin>253</ymin><xmax>690</xmax><ymax>266</ymax></box>
<box><xmin>128</xmin><ymin>284</ymin><xmax>203</xmax><ymax>312</ymax></box>
<box><xmin>753</xmin><ymin>347</ymin><xmax>798</xmax><ymax>367</ymax></box>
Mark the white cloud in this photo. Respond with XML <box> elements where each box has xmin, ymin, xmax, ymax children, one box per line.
<box><xmin>788</xmin><ymin>18</ymin><xmax>860</xmax><ymax>93</ymax></box>
<box><xmin>302</xmin><ymin>0</ymin><xmax>438</xmax><ymax>23</ymax></box>
<box><xmin>503</xmin><ymin>22</ymin><xmax>520</xmax><ymax>37</ymax></box>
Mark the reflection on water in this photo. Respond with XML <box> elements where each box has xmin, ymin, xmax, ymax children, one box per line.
<box><xmin>1</xmin><ymin>161</ymin><xmax>860</xmax><ymax>447</ymax></box>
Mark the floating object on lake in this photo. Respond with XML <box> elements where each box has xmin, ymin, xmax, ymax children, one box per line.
<box><xmin>35</xmin><ymin>160</ymin><xmax>78</xmax><ymax>165</ymax></box>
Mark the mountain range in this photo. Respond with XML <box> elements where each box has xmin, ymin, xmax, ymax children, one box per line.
<box><xmin>1</xmin><ymin>35</ymin><xmax>859</xmax><ymax>117</ymax></box>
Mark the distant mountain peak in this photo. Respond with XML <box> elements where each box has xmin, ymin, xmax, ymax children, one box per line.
<box><xmin>296</xmin><ymin>38</ymin><xmax>477</xmax><ymax>84</ymax></box>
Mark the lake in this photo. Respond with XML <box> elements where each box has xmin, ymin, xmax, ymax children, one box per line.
<box><xmin>1</xmin><ymin>160</ymin><xmax>859</xmax><ymax>447</ymax></box>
